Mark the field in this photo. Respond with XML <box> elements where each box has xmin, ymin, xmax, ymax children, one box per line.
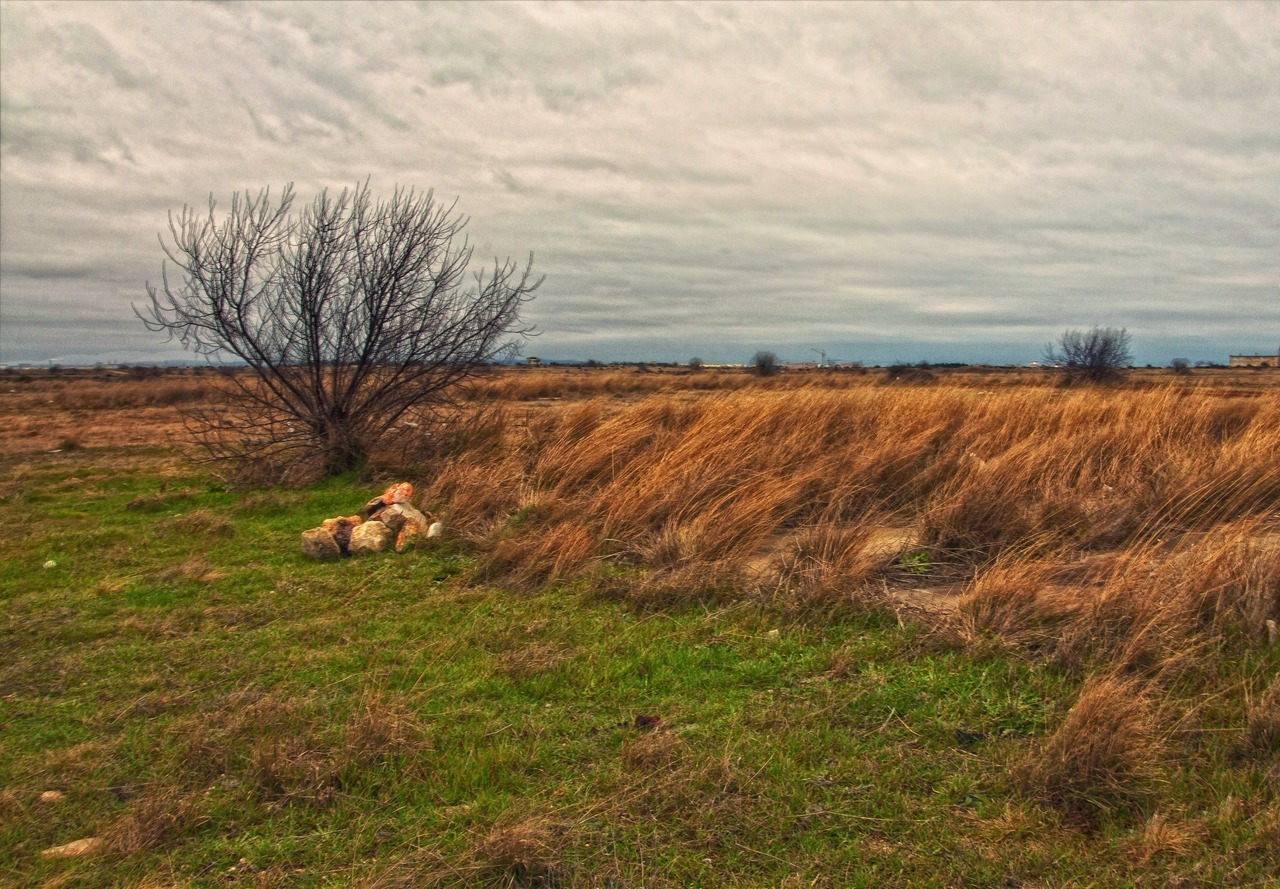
<box><xmin>2</xmin><ymin>364</ymin><xmax>1278</xmax><ymax>888</ymax></box>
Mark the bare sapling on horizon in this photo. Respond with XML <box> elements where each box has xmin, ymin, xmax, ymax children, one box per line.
<box><xmin>137</xmin><ymin>182</ymin><xmax>542</xmax><ymax>479</ymax></box>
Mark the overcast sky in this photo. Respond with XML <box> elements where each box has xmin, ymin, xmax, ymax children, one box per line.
<box><xmin>2</xmin><ymin>1</ymin><xmax>1278</xmax><ymax>367</ymax></box>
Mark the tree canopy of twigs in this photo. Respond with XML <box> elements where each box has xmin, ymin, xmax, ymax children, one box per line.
<box><xmin>1043</xmin><ymin>326</ymin><xmax>1133</xmax><ymax>383</ymax></box>
<box><xmin>137</xmin><ymin>182</ymin><xmax>542</xmax><ymax>479</ymax></box>
<box><xmin>751</xmin><ymin>350</ymin><xmax>780</xmax><ymax>377</ymax></box>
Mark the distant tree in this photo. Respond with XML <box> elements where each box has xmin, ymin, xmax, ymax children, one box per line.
<box><xmin>1169</xmin><ymin>357</ymin><xmax>1192</xmax><ymax>375</ymax></box>
<box><xmin>1043</xmin><ymin>327</ymin><xmax>1132</xmax><ymax>383</ymax></box>
<box><xmin>750</xmin><ymin>350</ymin><xmax>780</xmax><ymax>377</ymax></box>
<box><xmin>688</xmin><ymin>357</ymin><xmax>704</xmax><ymax>372</ymax></box>
<box><xmin>137</xmin><ymin>182</ymin><xmax>542</xmax><ymax>479</ymax></box>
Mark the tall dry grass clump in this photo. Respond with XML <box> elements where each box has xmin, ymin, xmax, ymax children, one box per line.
<box><xmin>1019</xmin><ymin>674</ymin><xmax>1166</xmax><ymax>819</ymax></box>
<box><xmin>418</xmin><ymin>380</ymin><xmax>1278</xmax><ymax>616</ymax></box>
<box><xmin>1046</xmin><ymin>521</ymin><xmax>1280</xmax><ymax>681</ymax></box>
<box><xmin>1243</xmin><ymin>673</ymin><xmax>1280</xmax><ymax>758</ymax></box>
<box><xmin>953</xmin><ymin>559</ymin><xmax>1080</xmax><ymax>651</ymax></box>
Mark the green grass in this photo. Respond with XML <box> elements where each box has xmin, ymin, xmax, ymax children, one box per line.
<box><xmin>2</xmin><ymin>450</ymin><xmax>1277</xmax><ymax>887</ymax></box>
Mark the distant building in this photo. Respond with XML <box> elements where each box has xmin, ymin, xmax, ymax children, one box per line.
<box><xmin>1228</xmin><ymin>351</ymin><xmax>1279</xmax><ymax>368</ymax></box>
<box><xmin>526</xmin><ymin>356</ymin><xmax>541</xmax><ymax>367</ymax></box>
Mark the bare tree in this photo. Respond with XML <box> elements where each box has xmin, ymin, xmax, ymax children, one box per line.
<box><xmin>1043</xmin><ymin>327</ymin><xmax>1132</xmax><ymax>383</ymax></box>
<box><xmin>137</xmin><ymin>182</ymin><xmax>542</xmax><ymax>478</ymax></box>
<box><xmin>751</xmin><ymin>350</ymin><xmax>780</xmax><ymax>377</ymax></box>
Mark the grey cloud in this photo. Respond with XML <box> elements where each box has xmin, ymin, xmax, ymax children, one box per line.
<box><xmin>2</xmin><ymin>1</ymin><xmax>1278</xmax><ymax>368</ymax></box>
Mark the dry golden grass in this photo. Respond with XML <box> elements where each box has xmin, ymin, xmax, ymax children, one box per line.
<box><xmin>1019</xmin><ymin>673</ymin><xmax>1167</xmax><ymax>819</ymax></box>
<box><xmin>414</xmin><ymin>380</ymin><xmax>1278</xmax><ymax>623</ymax></box>
<box><xmin>1244</xmin><ymin>672</ymin><xmax>1280</xmax><ymax>757</ymax></box>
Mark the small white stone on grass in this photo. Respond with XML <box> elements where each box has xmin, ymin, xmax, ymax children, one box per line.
<box><xmin>41</xmin><ymin>837</ymin><xmax>106</xmax><ymax>859</ymax></box>
<box><xmin>42</xmin><ymin>560</ymin><xmax>56</xmax><ymax>569</ymax></box>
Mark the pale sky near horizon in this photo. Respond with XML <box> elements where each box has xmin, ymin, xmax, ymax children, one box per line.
<box><xmin>2</xmin><ymin>0</ymin><xmax>1278</xmax><ymax>367</ymax></box>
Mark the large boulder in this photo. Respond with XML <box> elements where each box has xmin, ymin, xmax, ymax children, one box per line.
<box><xmin>348</xmin><ymin>520</ymin><xmax>394</xmax><ymax>556</ymax></box>
<box><xmin>301</xmin><ymin>527</ymin><xmax>341</xmax><ymax>560</ymax></box>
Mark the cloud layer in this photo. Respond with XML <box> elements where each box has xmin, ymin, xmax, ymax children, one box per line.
<box><xmin>2</xmin><ymin>1</ymin><xmax>1277</xmax><ymax>365</ymax></box>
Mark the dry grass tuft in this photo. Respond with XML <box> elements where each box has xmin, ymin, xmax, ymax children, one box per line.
<box><xmin>409</xmin><ymin>379</ymin><xmax>1278</xmax><ymax>618</ymax></box>
<box><xmin>155</xmin><ymin>555</ymin><xmax>226</xmax><ymax>584</ymax></box>
<box><xmin>953</xmin><ymin>560</ymin><xmax>1077</xmax><ymax>651</ymax></box>
<box><xmin>169</xmin><ymin>686</ymin><xmax>427</xmax><ymax>806</ymax></box>
<box><xmin>1124</xmin><ymin>809</ymin><xmax>1207</xmax><ymax>863</ymax></box>
<box><xmin>620</xmin><ymin>727</ymin><xmax>682</xmax><ymax>771</ymax></box>
<box><xmin>341</xmin><ymin>690</ymin><xmax>430</xmax><ymax>773</ymax></box>
<box><xmin>249</xmin><ymin>737</ymin><xmax>339</xmax><ymax>806</ymax></box>
<box><xmin>170</xmin><ymin>509</ymin><xmax>236</xmax><ymax>538</ymax></box>
<box><xmin>1019</xmin><ymin>674</ymin><xmax>1166</xmax><ymax>819</ymax></box>
<box><xmin>1048</xmin><ymin>522</ymin><xmax>1280</xmax><ymax>680</ymax></box>
<box><xmin>760</xmin><ymin>522</ymin><xmax>883</xmax><ymax>615</ymax></box>
<box><xmin>106</xmin><ymin>785</ymin><xmax>203</xmax><ymax>854</ymax></box>
<box><xmin>496</xmin><ymin>643</ymin><xmax>575</xmax><ymax>681</ymax></box>
<box><xmin>1243</xmin><ymin>673</ymin><xmax>1280</xmax><ymax>758</ymax></box>
<box><xmin>470</xmin><ymin>812</ymin><xmax>563</xmax><ymax>885</ymax></box>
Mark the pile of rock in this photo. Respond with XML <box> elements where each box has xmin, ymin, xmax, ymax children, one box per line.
<box><xmin>301</xmin><ymin>482</ymin><xmax>442</xmax><ymax>560</ymax></box>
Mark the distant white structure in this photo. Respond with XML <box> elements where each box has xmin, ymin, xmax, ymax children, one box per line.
<box><xmin>1228</xmin><ymin>351</ymin><xmax>1279</xmax><ymax>368</ymax></box>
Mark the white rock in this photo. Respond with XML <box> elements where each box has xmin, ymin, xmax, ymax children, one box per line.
<box><xmin>41</xmin><ymin>837</ymin><xmax>106</xmax><ymax>859</ymax></box>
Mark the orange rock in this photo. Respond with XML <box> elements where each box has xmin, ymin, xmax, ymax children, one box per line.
<box><xmin>382</xmin><ymin>482</ymin><xmax>413</xmax><ymax>504</ymax></box>
<box><xmin>395</xmin><ymin>518</ymin><xmax>427</xmax><ymax>553</ymax></box>
<box><xmin>363</xmin><ymin>482</ymin><xmax>414</xmax><ymax>516</ymax></box>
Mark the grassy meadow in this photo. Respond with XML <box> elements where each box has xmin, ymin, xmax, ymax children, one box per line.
<box><xmin>2</xmin><ymin>365</ymin><xmax>1278</xmax><ymax>888</ymax></box>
